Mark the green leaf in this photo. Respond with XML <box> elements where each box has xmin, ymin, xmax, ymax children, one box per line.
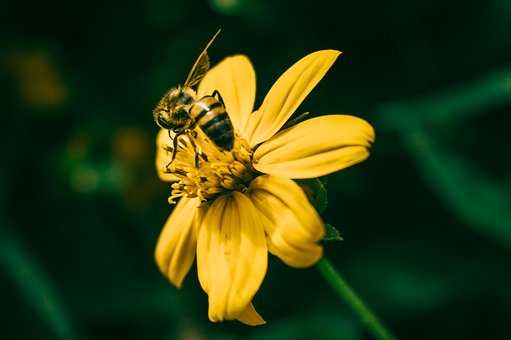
<box><xmin>378</xmin><ymin>67</ymin><xmax>511</xmax><ymax>249</ymax></box>
<box><xmin>379</xmin><ymin>67</ymin><xmax>511</xmax><ymax>132</ymax></box>
<box><xmin>0</xmin><ymin>226</ymin><xmax>80</xmax><ymax>340</ymax></box>
<box><xmin>324</xmin><ymin>223</ymin><xmax>343</xmax><ymax>241</ymax></box>
<box><xmin>297</xmin><ymin>178</ymin><xmax>328</xmax><ymax>213</ymax></box>
<box><xmin>404</xmin><ymin>129</ymin><xmax>511</xmax><ymax>247</ymax></box>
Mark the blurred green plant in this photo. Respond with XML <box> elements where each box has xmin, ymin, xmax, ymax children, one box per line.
<box><xmin>380</xmin><ymin>68</ymin><xmax>511</xmax><ymax>130</ymax></box>
<box><xmin>247</xmin><ymin>313</ymin><xmax>361</xmax><ymax>340</ymax></box>
<box><xmin>379</xmin><ymin>67</ymin><xmax>511</xmax><ymax>248</ymax></box>
<box><xmin>317</xmin><ymin>258</ymin><xmax>397</xmax><ymax>340</ymax></box>
<box><xmin>405</xmin><ymin>129</ymin><xmax>511</xmax><ymax>246</ymax></box>
<box><xmin>301</xmin><ymin>179</ymin><xmax>396</xmax><ymax>340</ymax></box>
<box><xmin>0</xmin><ymin>227</ymin><xmax>80</xmax><ymax>340</ymax></box>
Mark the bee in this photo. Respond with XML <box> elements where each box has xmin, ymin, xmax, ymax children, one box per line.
<box><xmin>153</xmin><ymin>29</ymin><xmax>234</xmax><ymax>166</ymax></box>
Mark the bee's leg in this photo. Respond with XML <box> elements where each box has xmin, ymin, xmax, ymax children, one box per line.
<box><xmin>212</xmin><ymin>90</ymin><xmax>225</xmax><ymax>106</ymax></box>
<box><xmin>184</xmin><ymin>128</ymin><xmax>201</xmax><ymax>168</ymax></box>
<box><xmin>171</xmin><ymin>131</ymin><xmax>185</xmax><ymax>162</ymax></box>
<box><xmin>163</xmin><ymin>130</ymin><xmax>174</xmax><ymax>155</ymax></box>
<box><xmin>189</xmin><ymin>139</ymin><xmax>201</xmax><ymax>168</ymax></box>
<box><xmin>165</xmin><ymin>130</ymin><xmax>183</xmax><ymax>171</ymax></box>
<box><xmin>164</xmin><ymin>131</ymin><xmax>174</xmax><ymax>172</ymax></box>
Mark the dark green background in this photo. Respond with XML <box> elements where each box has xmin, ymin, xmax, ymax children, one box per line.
<box><xmin>1</xmin><ymin>0</ymin><xmax>510</xmax><ymax>339</ymax></box>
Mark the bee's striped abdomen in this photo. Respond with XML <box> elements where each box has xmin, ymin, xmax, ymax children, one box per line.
<box><xmin>189</xmin><ymin>96</ymin><xmax>234</xmax><ymax>150</ymax></box>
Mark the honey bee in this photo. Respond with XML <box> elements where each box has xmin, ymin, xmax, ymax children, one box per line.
<box><xmin>153</xmin><ymin>29</ymin><xmax>234</xmax><ymax>165</ymax></box>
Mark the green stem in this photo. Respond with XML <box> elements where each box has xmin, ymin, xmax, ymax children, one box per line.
<box><xmin>317</xmin><ymin>257</ymin><xmax>398</xmax><ymax>340</ymax></box>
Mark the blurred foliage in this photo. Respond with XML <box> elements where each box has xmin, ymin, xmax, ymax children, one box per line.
<box><xmin>0</xmin><ymin>227</ymin><xmax>79</xmax><ymax>340</ymax></box>
<box><xmin>405</xmin><ymin>129</ymin><xmax>511</xmax><ymax>246</ymax></box>
<box><xmin>379</xmin><ymin>68</ymin><xmax>511</xmax><ymax>247</ymax></box>
<box><xmin>1</xmin><ymin>0</ymin><xmax>511</xmax><ymax>339</ymax></box>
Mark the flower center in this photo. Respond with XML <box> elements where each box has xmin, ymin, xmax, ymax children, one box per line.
<box><xmin>162</xmin><ymin>131</ymin><xmax>256</xmax><ymax>204</ymax></box>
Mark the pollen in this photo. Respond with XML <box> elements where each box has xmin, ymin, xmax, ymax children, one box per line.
<box><xmin>163</xmin><ymin>130</ymin><xmax>256</xmax><ymax>204</ymax></box>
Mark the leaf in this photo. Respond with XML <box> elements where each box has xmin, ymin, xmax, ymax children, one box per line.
<box><xmin>297</xmin><ymin>178</ymin><xmax>328</xmax><ymax>214</ymax></box>
<box><xmin>378</xmin><ymin>67</ymin><xmax>511</xmax><ymax>248</ymax></box>
<box><xmin>404</xmin><ymin>129</ymin><xmax>511</xmax><ymax>247</ymax></box>
<box><xmin>0</xmin><ymin>226</ymin><xmax>80</xmax><ymax>340</ymax></box>
<box><xmin>324</xmin><ymin>223</ymin><xmax>343</xmax><ymax>242</ymax></box>
<box><xmin>379</xmin><ymin>67</ymin><xmax>511</xmax><ymax>132</ymax></box>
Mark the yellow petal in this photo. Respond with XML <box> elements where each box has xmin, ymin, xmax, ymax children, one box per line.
<box><xmin>253</xmin><ymin>115</ymin><xmax>375</xmax><ymax>179</ymax></box>
<box><xmin>236</xmin><ymin>303</ymin><xmax>266</xmax><ymax>326</ymax></box>
<box><xmin>248</xmin><ymin>175</ymin><xmax>324</xmax><ymax>268</ymax></box>
<box><xmin>198</xmin><ymin>55</ymin><xmax>256</xmax><ymax>136</ymax></box>
<box><xmin>155</xmin><ymin>129</ymin><xmax>179</xmax><ymax>182</ymax></box>
<box><xmin>197</xmin><ymin>192</ymin><xmax>267</xmax><ymax>322</ymax></box>
<box><xmin>245</xmin><ymin>50</ymin><xmax>341</xmax><ymax>147</ymax></box>
<box><xmin>154</xmin><ymin>197</ymin><xmax>204</xmax><ymax>288</ymax></box>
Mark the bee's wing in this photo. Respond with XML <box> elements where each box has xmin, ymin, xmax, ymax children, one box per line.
<box><xmin>184</xmin><ymin>29</ymin><xmax>221</xmax><ymax>89</ymax></box>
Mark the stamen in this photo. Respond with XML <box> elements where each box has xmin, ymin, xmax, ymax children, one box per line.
<box><xmin>162</xmin><ymin>132</ymin><xmax>256</xmax><ymax>204</ymax></box>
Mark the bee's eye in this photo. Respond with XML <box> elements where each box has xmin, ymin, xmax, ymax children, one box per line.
<box><xmin>177</xmin><ymin>94</ymin><xmax>193</xmax><ymax>105</ymax></box>
<box><xmin>156</xmin><ymin>113</ymin><xmax>174</xmax><ymax>129</ymax></box>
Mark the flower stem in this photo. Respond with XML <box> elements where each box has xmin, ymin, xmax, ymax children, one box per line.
<box><xmin>316</xmin><ymin>257</ymin><xmax>398</xmax><ymax>340</ymax></box>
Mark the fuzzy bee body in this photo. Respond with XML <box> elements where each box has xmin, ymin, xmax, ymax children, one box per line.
<box><xmin>189</xmin><ymin>95</ymin><xmax>234</xmax><ymax>150</ymax></box>
<box><xmin>152</xmin><ymin>29</ymin><xmax>234</xmax><ymax>159</ymax></box>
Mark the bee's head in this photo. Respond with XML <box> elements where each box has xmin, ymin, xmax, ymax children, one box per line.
<box><xmin>153</xmin><ymin>86</ymin><xmax>196</xmax><ymax>130</ymax></box>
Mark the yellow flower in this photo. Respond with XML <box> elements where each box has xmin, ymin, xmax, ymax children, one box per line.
<box><xmin>154</xmin><ymin>50</ymin><xmax>374</xmax><ymax>325</ymax></box>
